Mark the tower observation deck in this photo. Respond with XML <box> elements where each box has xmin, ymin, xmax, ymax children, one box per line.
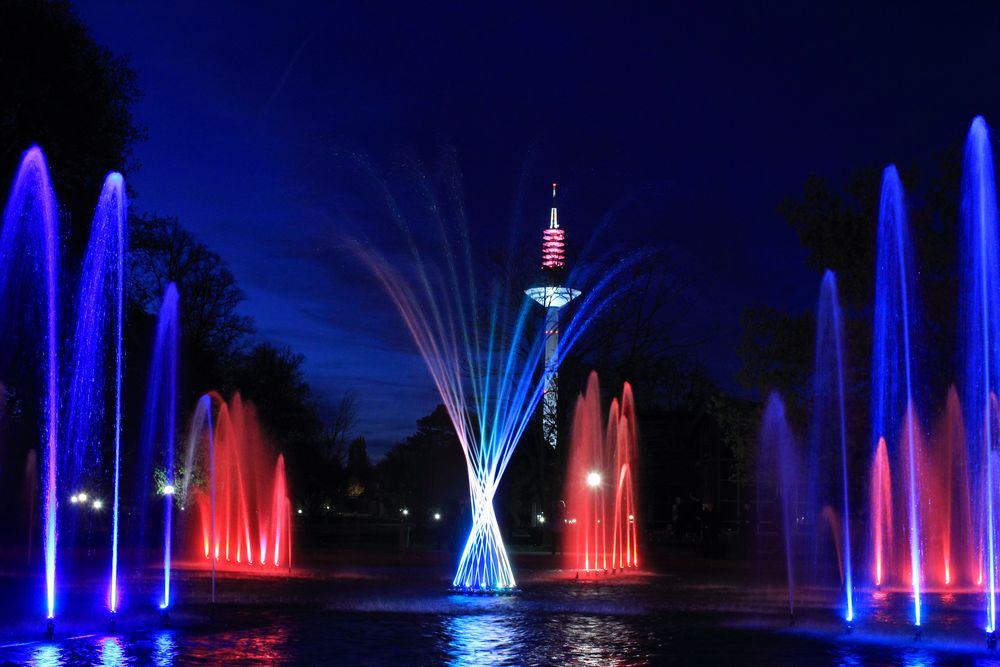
<box><xmin>525</xmin><ymin>183</ymin><xmax>581</xmax><ymax>449</ymax></box>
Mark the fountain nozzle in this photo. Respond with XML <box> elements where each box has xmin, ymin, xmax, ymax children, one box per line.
<box><xmin>914</xmin><ymin>625</ymin><xmax>922</xmax><ymax>640</ymax></box>
<box><xmin>988</xmin><ymin>630</ymin><xmax>997</xmax><ymax>649</ymax></box>
<box><xmin>844</xmin><ymin>619</ymin><xmax>854</xmax><ymax>634</ymax></box>
<box><xmin>109</xmin><ymin>610</ymin><xmax>117</xmax><ymax>632</ymax></box>
<box><xmin>44</xmin><ymin>618</ymin><xmax>54</xmax><ymax>640</ymax></box>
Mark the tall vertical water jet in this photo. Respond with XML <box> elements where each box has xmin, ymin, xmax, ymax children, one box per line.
<box><xmin>610</xmin><ymin>382</ymin><xmax>639</xmax><ymax>569</ymax></box>
<box><xmin>871</xmin><ymin>164</ymin><xmax>922</xmax><ymax>629</ymax></box>
<box><xmin>562</xmin><ymin>373</ymin><xmax>641</xmax><ymax>572</ymax></box>
<box><xmin>0</xmin><ymin>147</ymin><xmax>60</xmax><ymax>626</ymax></box>
<box><xmin>66</xmin><ymin>172</ymin><xmax>127</xmax><ymax>616</ymax></box>
<box><xmin>959</xmin><ymin>115</ymin><xmax>1000</xmax><ymax>637</ymax></box>
<box><xmin>870</xmin><ymin>437</ymin><xmax>893</xmax><ymax>587</ymax></box>
<box><xmin>811</xmin><ymin>271</ymin><xmax>854</xmax><ymax>623</ymax></box>
<box><xmin>938</xmin><ymin>387</ymin><xmax>973</xmax><ymax>586</ymax></box>
<box><xmin>758</xmin><ymin>393</ymin><xmax>798</xmax><ymax>622</ymax></box>
<box><xmin>139</xmin><ymin>284</ymin><xmax>179</xmax><ymax>610</ymax></box>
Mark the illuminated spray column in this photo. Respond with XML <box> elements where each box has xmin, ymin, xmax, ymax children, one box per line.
<box><xmin>526</xmin><ymin>184</ymin><xmax>581</xmax><ymax>449</ymax></box>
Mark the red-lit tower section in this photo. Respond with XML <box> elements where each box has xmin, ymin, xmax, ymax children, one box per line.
<box><xmin>542</xmin><ymin>183</ymin><xmax>566</xmax><ymax>269</ymax></box>
<box><xmin>525</xmin><ymin>183</ymin><xmax>581</xmax><ymax>449</ymax></box>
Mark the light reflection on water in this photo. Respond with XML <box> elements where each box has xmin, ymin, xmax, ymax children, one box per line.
<box><xmin>99</xmin><ymin>636</ymin><xmax>124</xmax><ymax>666</ymax></box>
<box><xmin>153</xmin><ymin>631</ymin><xmax>176</xmax><ymax>667</ymax></box>
<box><xmin>443</xmin><ymin>614</ymin><xmax>520</xmax><ymax>666</ymax></box>
<box><xmin>29</xmin><ymin>643</ymin><xmax>62</xmax><ymax>667</ymax></box>
<box><xmin>10</xmin><ymin>589</ymin><xmax>1000</xmax><ymax>665</ymax></box>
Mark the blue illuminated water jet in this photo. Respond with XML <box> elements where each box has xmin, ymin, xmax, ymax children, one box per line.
<box><xmin>758</xmin><ymin>393</ymin><xmax>798</xmax><ymax>621</ymax></box>
<box><xmin>0</xmin><ymin>147</ymin><xmax>60</xmax><ymax>620</ymax></box>
<box><xmin>66</xmin><ymin>171</ymin><xmax>127</xmax><ymax>614</ymax></box>
<box><xmin>871</xmin><ymin>164</ymin><xmax>922</xmax><ymax>627</ymax></box>
<box><xmin>959</xmin><ymin>115</ymin><xmax>1000</xmax><ymax>635</ymax></box>
<box><xmin>138</xmin><ymin>284</ymin><xmax>180</xmax><ymax>610</ymax></box>
<box><xmin>179</xmin><ymin>394</ymin><xmax>217</xmax><ymax>603</ymax></box>
<box><xmin>812</xmin><ymin>271</ymin><xmax>854</xmax><ymax>623</ymax></box>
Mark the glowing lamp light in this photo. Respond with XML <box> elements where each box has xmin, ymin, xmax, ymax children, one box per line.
<box><xmin>162</xmin><ymin>484</ymin><xmax>175</xmax><ymax>496</ymax></box>
<box><xmin>92</xmin><ymin>499</ymin><xmax>103</xmax><ymax>510</ymax></box>
<box><xmin>433</xmin><ymin>512</ymin><xmax>441</xmax><ymax>521</ymax></box>
<box><xmin>537</xmin><ymin>514</ymin><xmax>546</xmax><ymax>524</ymax></box>
<box><xmin>402</xmin><ymin>508</ymin><xmax>410</xmax><ymax>517</ymax></box>
<box><xmin>70</xmin><ymin>494</ymin><xmax>79</xmax><ymax>504</ymax></box>
<box><xmin>297</xmin><ymin>508</ymin><xmax>303</xmax><ymax>515</ymax></box>
<box><xmin>78</xmin><ymin>492</ymin><xmax>88</xmax><ymax>503</ymax></box>
<box><xmin>586</xmin><ymin>471</ymin><xmax>602</xmax><ymax>488</ymax></box>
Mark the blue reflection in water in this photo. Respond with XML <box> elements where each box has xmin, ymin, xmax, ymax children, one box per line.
<box><xmin>99</xmin><ymin>636</ymin><xmax>125</xmax><ymax>667</ymax></box>
<box><xmin>153</xmin><ymin>631</ymin><xmax>176</xmax><ymax>667</ymax></box>
<box><xmin>29</xmin><ymin>643</ymin><xmax>63</xmax><ymax>667</ymax></box>
<box><xmin>444</xmin><ymin>614</ymin><xmax>519</xmax><ymax>666</ymax></box>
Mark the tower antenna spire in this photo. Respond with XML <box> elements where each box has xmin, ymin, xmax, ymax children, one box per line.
<box><xmin>550</xmin><ymin>182</ymin><xmax>558</xmax><ymax>229</ymax></box>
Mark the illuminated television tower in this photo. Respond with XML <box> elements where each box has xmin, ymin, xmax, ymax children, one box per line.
<box><xmin>526</xmin><ymin>183</ymin><xmax>581</xmax><ymax>449</ymax></box>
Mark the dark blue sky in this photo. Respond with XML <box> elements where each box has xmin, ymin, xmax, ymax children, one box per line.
<box><xmin>73</xmin><ymin>2</ymin><xmax>1000</xmax><ymax>456</ymax></box>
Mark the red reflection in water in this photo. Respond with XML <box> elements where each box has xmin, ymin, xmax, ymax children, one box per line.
<box><xmin>562</xmin><ymin>372</ymin><xmax>639</xmax><ymax>571</ymax></box>
<box><xmin>191</xmin><ymin>394</ymin><xmax>292</xmax><ymax>571</ymax></box>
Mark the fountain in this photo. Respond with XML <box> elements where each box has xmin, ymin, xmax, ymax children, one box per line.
<box><xmin>960</xmin><ymin>115</ymin><xmax>1000</xmax><ymax>640</ymax></box>
<box><xmin>179</xmin><ymin>392</ymin><xmax>292</xmax><ymax>574</ymax></box>
<box><xmin>65</xmin><ymin>170</ymin><xmax>127</xmax><ymax>622</ymax></box>
<box><xmin>871</xmin><ymin>163</ymin><xmax>923</xmax><ymax>630</ymax></box>
<box><xmin>812</xmin><ymin>271</ymin><xmax>854</xmax><ymax>625</ymax></box>
<box><xmin>0</xmin><ymin>147</ymin><xmax>60</xmax><ymax>628</ymax></box>
<box><xmin>757</xmin><ymin>116</ymin><xmax>1000</xmax><ymax>644</ymax></box>
<box><xmin>136</xmin><ymin>283</ymin><xmax>180</xmax><ymax>615</ymax></box>
<box><xmin>0</xmin><ymin>146</ymin><xmax>129</xmax><ymax>634</ymax></box>
<box><xmin>562</xmin><ymin>372</ymin><xmax>640</xmax><ymax>573</ymax></box>
<box><xmin>356</xmin><ymin>180</ymin><xmax>636</xmax><ymax>592</ymax></box>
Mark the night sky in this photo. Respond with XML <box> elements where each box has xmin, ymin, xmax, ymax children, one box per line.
<box><xmin>73</xmin><ymin>2</ymin><xmax>1000</xmax><ymax>456</ymax></box>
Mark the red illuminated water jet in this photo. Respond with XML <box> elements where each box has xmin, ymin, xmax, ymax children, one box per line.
<box><xmin>187</xmin><ymin>393</ymin><xmax>292</xmax><ymax>571</ymax></box>
<box><xmin>869</xmin><ymin>390</ymin><xmax>979</xmax><ymax>590</ymax></box>
<box><xmin>562</xmin><ymin>372</ymin><xmax>639</xmax><ymax>572</ymax></box>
